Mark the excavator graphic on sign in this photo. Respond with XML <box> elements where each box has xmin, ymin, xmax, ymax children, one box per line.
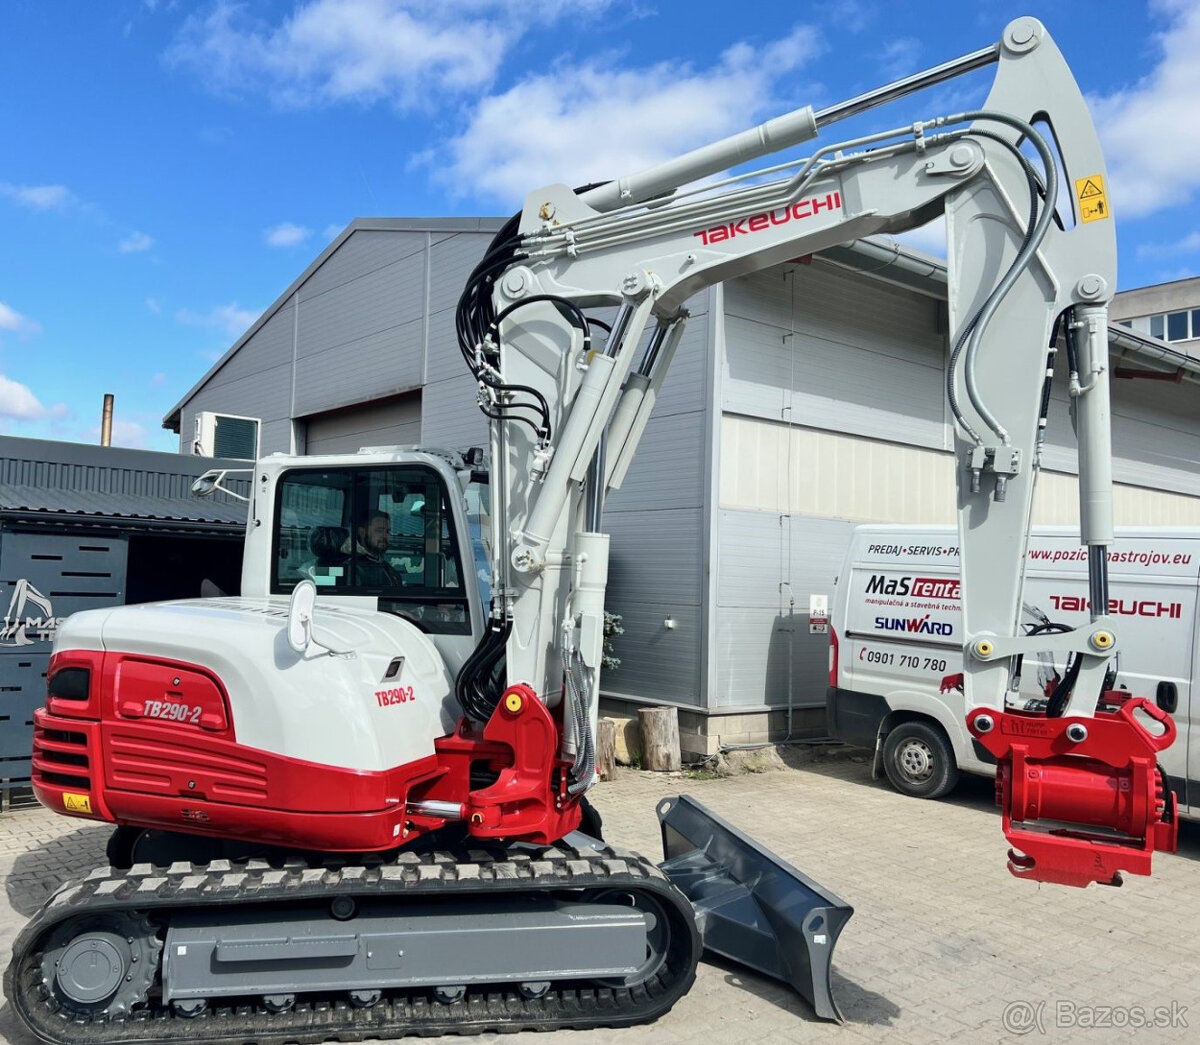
<box><xmin>0</xmin><ymin>579</ymin><xmax>55</xmax><ymax>647</ymax></box>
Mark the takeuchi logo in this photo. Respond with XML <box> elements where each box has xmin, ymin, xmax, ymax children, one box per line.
<box><xmin>0</xmin><ymin>579</ymin><xmax>65</xmax><ymax>646</ymax></box>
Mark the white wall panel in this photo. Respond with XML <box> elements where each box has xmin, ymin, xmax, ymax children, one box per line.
<box><xmin>720</xmin><ymin>416</ymin><xmax>1200</xmax><ymax>525</ymax></box>
<box><xmin>714</xmin><ymin>512</ymin><xmax>855</xmax><ymax>709</ymax></box>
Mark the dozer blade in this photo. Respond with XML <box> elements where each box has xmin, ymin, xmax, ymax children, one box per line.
<box><xmin>657</xmin><ymin>794</ymin><xmax>852</xmax><ymax>1022</ymax></box>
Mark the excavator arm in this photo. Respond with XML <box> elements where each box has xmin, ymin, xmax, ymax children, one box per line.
<box><xmin>456</xmin><ymin>16</ymin><xmax>1177</xmax><ymax>887</ymax></box>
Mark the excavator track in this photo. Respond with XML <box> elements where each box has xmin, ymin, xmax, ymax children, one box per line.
<box><xmin>5</xmin><ymin>842</ymin><xmax>701</xmax><ymax>1044</ymax></box>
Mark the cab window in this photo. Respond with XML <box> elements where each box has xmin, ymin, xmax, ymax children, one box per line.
<box><xmin>271</xmin><ymin>465</ymin><xmax>470</xmax><ymax>634</ymax></box>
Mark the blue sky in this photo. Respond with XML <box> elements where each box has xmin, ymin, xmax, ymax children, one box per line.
<box><xmin>2</xmin><ymin>0</ymin><xmax>1198</xmax><ymax>451</ymax></box>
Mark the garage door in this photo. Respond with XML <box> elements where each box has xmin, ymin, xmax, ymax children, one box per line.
<box><xmin>304</xmin><ymin>392</ymin><xmax>422</xmax><ymax>455</ymax></box>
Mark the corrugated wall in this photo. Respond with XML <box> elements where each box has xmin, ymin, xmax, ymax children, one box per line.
<box><xmin>714</xmin><ymin>261</ymin><xmax>944</xmax><ymax>710</ymax></box>
<box><xmin>715</xmin><ymin>259</ymin><xmax>1200</xmax><ymax>713</ymax></box>
<box><xmin>177</xmin><ymin>227</ymin><xmax>498</xmax><ymax>457</ymax></box>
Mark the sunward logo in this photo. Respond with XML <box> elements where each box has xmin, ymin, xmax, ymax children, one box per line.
<box><xmin>873</xmin><ymin>614</ymin><xmax>954</xmax><ymax>636</ymax></box>
<box><xmin>0</xmin><ymin>579</ymin><xmax>63</xmax><ymax>646</ymax></box>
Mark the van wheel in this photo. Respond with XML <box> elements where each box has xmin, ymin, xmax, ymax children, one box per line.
<box><xmin>882</xmin><ymin>722</ymin><xmax>958</xmax><ymax>799</ymax></box>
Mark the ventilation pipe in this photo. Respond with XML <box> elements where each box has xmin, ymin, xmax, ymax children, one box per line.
<box><xmin>100</xmin><ymin>394</ymin><xmax>114</xmax><ymax>447</ymax></box>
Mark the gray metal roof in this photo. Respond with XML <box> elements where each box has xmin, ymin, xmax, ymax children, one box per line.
<box><xmin>162</xmin><ymin>216</ymin><xmax>507</xmax><ymax>431</ymax></box>
<box><xmin>0</xmin><ymin>436</ymin><xmax>249</xmax><ymax>527</ymax></box>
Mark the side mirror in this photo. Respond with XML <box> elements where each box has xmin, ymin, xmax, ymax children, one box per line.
<box><xmin>191</xmin><ymin>470</ymin><xmax>221</xmax><ymax>496</ymax></box>
<box><xmin>287</xmin><ymin>579</ymin><xmax>317</xmax><ymax>654</ymax></box>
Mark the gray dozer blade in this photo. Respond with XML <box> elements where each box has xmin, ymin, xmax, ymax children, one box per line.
<box><xmin>656</xmin><ymin>794</ymin><xmax>853</xmax><ymax>1022</ymax></box>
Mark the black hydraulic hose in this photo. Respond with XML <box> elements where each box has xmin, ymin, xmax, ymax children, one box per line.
<box><xmin>1038</xmin><ymin>312</ymin><xmax>1066</xmax><ymax>423</ymax></box>
<box><xmin>456</xmin><ymin>214</ymin><xmax>526</xmax><ymax>372</ymax></box>
<box><xmin>1046</xmin><ymin>648</ymin><xmax>1084</xmax><ymax>718</ymax></box>
<box><xmin>475</xmin><ymin>368</ymin><xmax>552</xmax><ymax>435</ymax></box>
<box><xmin>476</xmin><ymin>402</ymin><xmax>545</xmax><ymax>440</ymax></box>
<box><xmin>455</xmin><ymin>618</ymin><xmax>511</xmax><ymax>722</ymax></box>
<box><xmin>1014</xmin><ymin>620</ymin><xmax>1072</xmax><ymax>696</ymax></box>
<box><xmin>490</xmin><ymin>295</ymin><xmax>593</xmax><ymax>355</ymax></box>
<box><xmin>1064</xmin><ymin>305</ymin><xmax>1080</xmax><ymax>375</ymax></box>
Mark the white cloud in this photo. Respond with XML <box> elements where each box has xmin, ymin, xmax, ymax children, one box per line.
<box><xmin>146</xmin><ymin>297</ymin><xmax>162</xmax><ymax>314</ymax></box>
<box><xmin>176</xmin><ymin>302</ymin><xmax>260</xmax><ymax>339</ymax></box>
<box><xmin>1089</xmin><ymin>0</ymin><xmax>1200</xmax><ymax>218</ymax></box>
<box><xmin>103</xmin><ymin>418</ymin><xmax>150</xmax><ymax>449</ymax></box>
<box><xmin>877</xmin><ymin>37</ymin><xmax>921</xmax><ymax>81</ymax></box>
<box><xmin>0</xmin><ymin>301</ymin><xmax>41</xmax><ymax>336</ymax></box>
<box><xmin>0</xmin><ymin>183</ymin><xmax>75</xmax><ymax>210</ymax></box>
<box><xmin>0</xmin><ymin>376</ymin><xmax>46</xmax><ymax>419</ymax></box>
<box><xmin>165</xmin><ymin>0</ymin><xmax>614</xmax><ymax>109</ymax></box>
<box><xmin>443</xmin><ymin>25</ymin><xmax>824</xmax><ymax>204</ymax></box>
<box><xmin>0</xmin><ymin>375</ymin><xmax>69</xmax><ymax>421</ymax></box>
<box><xmin>119</xmin><ymin>230</ymin><xmax>154</xmax><ymax>253</ymax></box>
<box><xmin>264</xmin><ymin>221</ymin><xmax>312</xmax><ymax>247</ymax></box>
<box><xmin>324</xmin><ymin>222</ymin><xmax>345</xmax><ymax>240</ymax></box>
<box><xmin>1135</xmin><ymin>229</ymin><xmax>1200</xmax><ymax>259</ymax></box>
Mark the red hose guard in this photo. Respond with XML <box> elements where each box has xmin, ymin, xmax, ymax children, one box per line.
<box><xmin>967</xmin><ymin>697</ymin><xmax>1178</xmax><ymax>888</ymax></box>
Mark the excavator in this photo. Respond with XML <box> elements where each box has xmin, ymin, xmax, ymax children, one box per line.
<box><xmin>6</xmin><ymin>16</ymin><xmax>1179</xmax><ymax>1043</ymax></box>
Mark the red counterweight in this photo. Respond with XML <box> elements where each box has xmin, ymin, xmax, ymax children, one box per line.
<box><xmin>967</xmin><ymin>697</ymin><xmax>1178</xmax><ymax>888</ymax></box>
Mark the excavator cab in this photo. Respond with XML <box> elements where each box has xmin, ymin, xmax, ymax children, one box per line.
<box><xmin>270</xmin><ymin>459</ymin><xmax>478</xmax><ymax>635</ymax></box>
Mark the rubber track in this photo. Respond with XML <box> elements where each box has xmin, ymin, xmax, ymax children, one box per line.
<box><xmin>5</xmin><ymin>843</ymin><xmax>701</xmax><ymax>1045</ymax></box>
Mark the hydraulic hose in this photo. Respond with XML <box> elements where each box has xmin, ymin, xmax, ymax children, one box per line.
<box><xmin>952</xmin><ymin>112</ymin><xmax>1060</xmax><ymax>445</ymax></box>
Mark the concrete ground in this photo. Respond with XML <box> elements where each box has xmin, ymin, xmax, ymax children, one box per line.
<box><xmin>2</xmin><ymin>749</ymin><xmax>1197</xmax><ymax>1045</ymax></box>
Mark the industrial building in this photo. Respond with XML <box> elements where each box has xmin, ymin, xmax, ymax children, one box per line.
<box><xmin>163</xmin><ymin>220</ymin><xmax>1200</xmax><ymax>755</ymax></box>
<box><xmin>0</xmin><ymin>438</ymin><xmax>249</xmax><ymax>788</ymax></box>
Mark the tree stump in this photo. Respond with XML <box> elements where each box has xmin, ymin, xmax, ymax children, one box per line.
<box><xmin>596</xmin><ymin>718</ymin><xmax>618</xmax><ymax>781</ymax></box>
<box><xmin>638</xmin><ymin>707</ymin><xmax>681</xmax><ymax>772</ymax></box>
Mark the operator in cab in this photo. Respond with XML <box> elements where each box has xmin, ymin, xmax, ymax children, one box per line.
<box><xmin>348</xmin><ymin>508</ymin><xmax>401</xmax><ymax>587</ymax></box>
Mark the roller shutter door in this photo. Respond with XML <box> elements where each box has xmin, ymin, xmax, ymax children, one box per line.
<box><xmin>304</xmin><ymin>393</ymin><xmax>421</xmax><ymax>455</ymax></box>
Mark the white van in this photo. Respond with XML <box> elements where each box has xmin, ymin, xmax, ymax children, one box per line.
<box><xmin>825</xmin><ymin>525</ymin><xmax>1198</xmax><ymax>820</ymax></box>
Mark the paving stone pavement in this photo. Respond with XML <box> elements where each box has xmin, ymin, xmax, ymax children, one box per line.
<box><xmin>1</xmin><ymin>750</ymin><xmax>1197</xmax><ymax>1045</ymax></box>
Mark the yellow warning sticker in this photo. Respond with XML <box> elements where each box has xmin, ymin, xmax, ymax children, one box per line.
<box><xmin>63</xmin><ymin>792</ymin><xmax>92</xmax><ymax>814</ymax></box>
<box><xmin>1075</xmin><ymin>174</ymin><xmax>1110</xmax><ymax>223</ymax></box>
